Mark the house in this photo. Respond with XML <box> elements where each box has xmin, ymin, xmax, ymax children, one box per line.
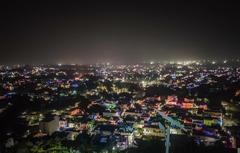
<box><xmin>203</xmin><ymin>117</ymin><xmax>222</xmax><ymax>126</ymax></box>
<box><xmin>123</xmin><ymin>109</ymin><xmax>141</xmax><ymax>117</ymax></box>
<box><xmin>181</xmin><ymin>102</ymin><xmax>194</xmax><ymax>109</ymax></box>
<box><xmin>203</xmin><ymin>118</ymin><xmax>215</xmax><ymax>126</ymax></box>
<box><xmin>124</xmin><ymin>115</ymin><xmax>139</xmax><ymax>124</ymax></box>
<box><xmin>103</xmin><ymin>110</ymin><xmax>120</xmax><ymax>117</ymax></box>
<box><xmin>39</xmin><ymin>116</ymin><xmax>59</xmax><ymax>135</ymax></box>
<box><xmin>68</xmin><ymin>107</ymin><xmax>83</xmax><ymax>116</ymax></box>
<box><xmin>191</xmin><ymin>116</ymin><xmax>203</xmax><ymax>125</ymax></box>
<box><xmin>165</xmin><ymin>95</ymin><xmax>178</xmax><ymax>105</ymax></box>
<box><xmin>196</xmin><ymin>101</ymin><xmax>208</xmax><ymax>110</ymax></box>
<box><xmin>59</xmin><ymin>119</ymin><xmax>68</xmax><ymax>129</ymax></box>
<box><xmin>143</xmin><ymin>124</ymin><xmax>165</xmax><ymax>137</ymax></box>
<box><xmin>115</xmin><ymin>123</ymin><xmax>134</xmax><ymax>136</ymax></box>
<box><xmin>203</xmin><ymin>110</ymin><xmax>223</xmax><ymax>126</ymax></box>
<box><xmin>94</xmin><ymin>125</ymin><xmax>117</xmax><ymax>136</ymax></box>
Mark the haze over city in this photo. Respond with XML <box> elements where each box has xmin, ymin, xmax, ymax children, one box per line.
<box><xmin>1</xmin><ymin>1</ymin><xmax>240</xmax><ymax>64</ymax></box>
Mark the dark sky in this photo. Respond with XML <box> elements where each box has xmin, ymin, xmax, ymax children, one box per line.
<box><xmin>0</xmin><ymin>1</ymin><xmax>240</xmax><ymax>64</ymax></box>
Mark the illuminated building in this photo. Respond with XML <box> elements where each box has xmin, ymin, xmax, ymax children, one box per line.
<box><xmin>69</xmin><ymin>108</ymin><xmax>83</xmax><ymax>116</ymax></box>
<box><xmin>181</xmin><ymin>101</ymin><xmax>194</xmax><ymax>109</ymax></box>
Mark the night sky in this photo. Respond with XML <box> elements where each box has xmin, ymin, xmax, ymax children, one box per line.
<box><xmin>1</xmin><ymin>1</ymin><xmax>240</xmax><ymax>64</ymax></box>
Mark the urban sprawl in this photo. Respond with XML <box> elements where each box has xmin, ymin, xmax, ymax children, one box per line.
<box><xmin>0</xmin><ymin>60</ymin><xmax>240</xmax><ymax>153</ymax></box>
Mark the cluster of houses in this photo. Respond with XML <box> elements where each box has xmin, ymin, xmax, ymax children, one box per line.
<box><xmin>1</xmin><ymin>63</ymin><xmax>238</xmax><ymax>150</ymax></box>
<box><xmin>35</xmin><ymin>94</ymin><xmax>226</xmax><ymax>150</ymax></box>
